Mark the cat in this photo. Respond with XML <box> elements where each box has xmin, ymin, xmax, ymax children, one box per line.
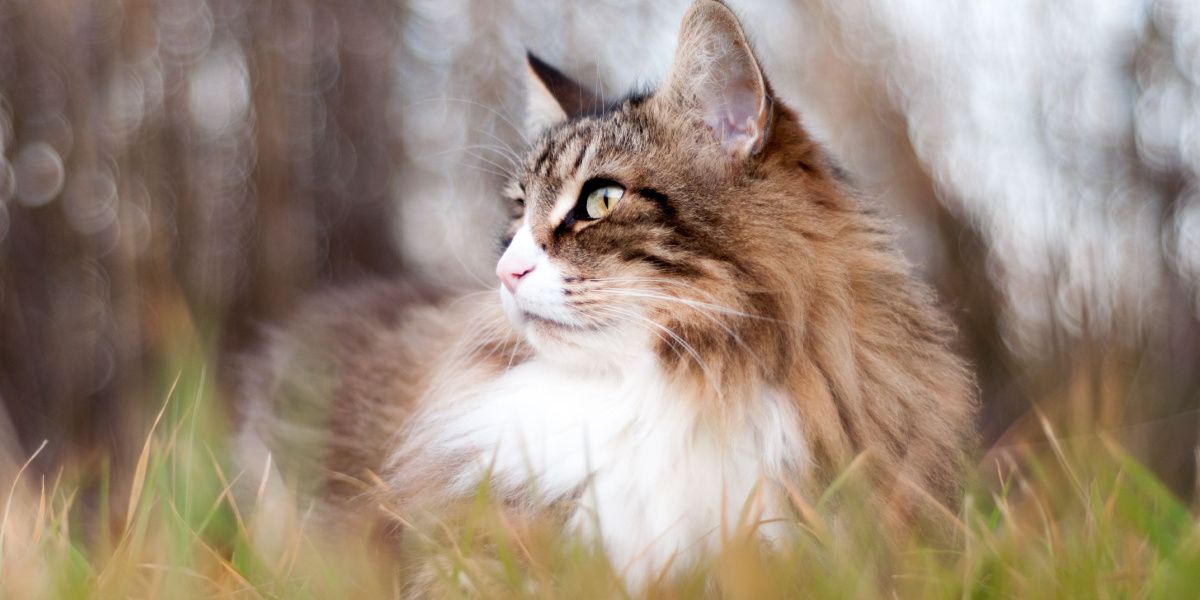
<box><xmin>236</xmin><ymin>0</ymin><xmax>977</xmax><ymax>588</ymax></box>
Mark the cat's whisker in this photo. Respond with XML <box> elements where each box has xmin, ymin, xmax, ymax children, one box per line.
<box><xmin>465</xmin><ymin>130</ymin><xmax>524</xmax><ymax>160</ymax></box>
<box><xmin>446</xmin><ymin>289</ymin><xmax>503</xmax><ymax>305</ymax></box>
<box><xmin>588</xmin><ymin>305</ymin><xmax>725</xmax><ymax>403</ymax></box>
<box><xmin>469</xmin><ymin>319</ymin><xmax>511</xmax><ymax>361</ymax></box>
<box><xmin>582</xmin><ymin>276</ymin><xmax>742</xmax><ymax>306</ymax></box>
<box><xmin>432</xmin><ymin>159</ymin><xmax>511</xmax><ymax>182</ymax></box>
<box><xmin>594</xmin><ymin>62</ymin><xmax>608</xmax><ymax>113</ymax></box>
<box><xmin>585</xmin><ymin>276</ymin><xmax>772</xmax><ymax>304</ymax></box>
<box><xmin>614</xmin><ymin>310</ymin><xmax>726</xmax><ymax>404</ymax></box>
<box><xmin>421</xmin><ymin>143</ymin><xmax>518</xmax><ymax>180</ymax></box>
<box><xmin>433</xmin><ymin>311</ymin><xmax>517</xmax><ymax>387</ymax></box>
<box><xmin>473</xmin><ymin>128</ymin><xmax>526</xmax><ymax>170</ymax></box>
<box><xmin>584</xmin><ymin>287</ymin><xmax>792</xmax><ymax>326</ymax></box>
<box><xmin>416</xmin><ymin>142</ymin><xmax>518</xmax><ymax>166</ymax></box>
<box><xmin>581</xmin><ymin>276</ymin><xmax>754</xmax><ymax>305</ymax></box>
<box><xmin>422</xmin><ymin>233</ymin><xmax>498</xmax><ymax>291</ymax></box>
<box><xmin>588</xmin><ymin>287</ymin><xmax>750</xmax><ymax>317</ymax></box>
<box><xmin>581</xmin><ymin>289</ymin><xmax>770</xmax><ymax>372</ymax></box>
<box><xmin>459</xmin><ymin>150</ymin><xmax>516</xmax><ymax>180</ymax></box>
<box><xmin>404</xmin><ymin>96</ymin><xmax>531</xmax><ymax>146</ymax></box>
<box><xmin>461</xmin><ymin>147</ymin><xmax>520</xmax><ymax>177</ymax></box>
<box><xmin>585</xmin><ymin>305</ymin><xmax>690</xmax><ymax>370</ymax></box>
<box><xmin>502</xmin><ymin>325</ymin><xmax>524</xmax><ymax>375</ymax></box>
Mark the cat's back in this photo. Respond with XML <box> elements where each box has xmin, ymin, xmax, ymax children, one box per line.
<box><xmin>234</xmin><ymin>278</ymin><xmax>450</xmax><ymax>507</ymax></box>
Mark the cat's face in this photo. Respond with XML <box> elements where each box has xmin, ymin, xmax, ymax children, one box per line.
<box><xmin>498</xmin><ymin>98</ymin><xmax>719</xmax><ymax>363</ymax></box>
<box><xmin>496</xmin><ymin>0</ymin><xmax>811</xmax><ymax>370</ymax></box>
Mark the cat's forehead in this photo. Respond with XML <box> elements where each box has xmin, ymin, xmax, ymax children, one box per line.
<box><xmin>519</xmin><ymin>101</ymin><xmax>655</xmax><ymax>190</ymax></box>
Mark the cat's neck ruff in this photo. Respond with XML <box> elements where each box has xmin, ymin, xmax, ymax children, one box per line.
<box><xmin>399</xmin><ymin>348</ymin><xmax>809</xmax><ymax>583</ymax></box>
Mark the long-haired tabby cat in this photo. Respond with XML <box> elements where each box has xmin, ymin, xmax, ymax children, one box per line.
<box><xmin>237</xmin><ymin>0</ymin><xmax>976</xmax><ymax>587</ymax></box>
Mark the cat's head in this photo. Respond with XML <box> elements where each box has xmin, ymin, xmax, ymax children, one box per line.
<box><xmin>497</xmin><ymin>0</ymin><xmax>846</xmax><ymax>375</ymax></box>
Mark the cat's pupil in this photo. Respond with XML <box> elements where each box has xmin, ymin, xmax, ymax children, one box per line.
<box><xmin>578</xmin><ymin>179</ymin><xmax>625</xmax><ymax>221</ymax></box>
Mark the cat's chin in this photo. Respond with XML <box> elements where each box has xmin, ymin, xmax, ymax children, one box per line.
<box><xmin>499</xmin><ymin>287</ymin><xmax>650</xmax><ymax>371</ymax></box>
<box><xmin>508</xmin><ymin>310</ymin><xmax>609</xmax><ymax>363</ymax></box>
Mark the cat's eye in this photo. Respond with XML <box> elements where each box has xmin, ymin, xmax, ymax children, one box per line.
<box><xmin>581</xmin><ymin>182</ymin><xmax>625</xmax><ymax>220</ymax></box>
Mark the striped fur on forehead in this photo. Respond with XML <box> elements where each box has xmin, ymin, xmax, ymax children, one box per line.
<box><xmin>522</xmin><ymin>109</ymin><xmax>656</xmax><ymax>211</ymax></box>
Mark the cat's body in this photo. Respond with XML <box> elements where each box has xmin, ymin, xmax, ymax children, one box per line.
<box><xmin>238</xmin><ymin>283</ymin><xmax>804</xmax><ymax>579</ymax></box>
<box><xmin>237</xmin><ymin>0</ymin><xmax>976</xmax><ymax>586</ymax></box>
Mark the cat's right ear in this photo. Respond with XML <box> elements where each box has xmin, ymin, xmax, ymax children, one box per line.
<box><xmin>524</xmin><ymin>53</ymin><xmax>602</xmax><ymax>138</ymax></box>
<box><xmin>662</xmin><ymin>1</ymin><xmax>772</xmax><ymax>160</ymax></box>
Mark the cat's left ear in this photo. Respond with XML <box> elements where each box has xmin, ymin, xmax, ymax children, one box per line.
<box><xmin>663</xmin><ymin>0</ymin><xmax>772</xmax><ymax>159</ymax></box>
<box><xmin>524</xmin><ymin>53</ymin><xmax>603</xmax><ymax>138</ymax></box>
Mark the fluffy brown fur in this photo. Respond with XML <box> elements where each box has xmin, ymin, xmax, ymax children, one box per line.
<box><xmin>237</xmin><ymin>0</ymin><xmax>977</xmax><ymax>580</ymax></box>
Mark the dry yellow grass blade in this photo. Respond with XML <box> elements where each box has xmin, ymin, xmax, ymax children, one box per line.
<box><xmin>1036</xmin><ymin>410</ymin><xmax>1090</xmax><ymax>512</ymax></box>
<box><xmin>204</xmin><ymin>445</ymin><xmax>247</xmax><ymax>537</ymax></box>
<box><xmin>126</xmin><ymin>372</ymin><xmax>182</xmax><ymax>530</ymax></box>
<box><xmin>31</xmin><ymin>477</ymin><xmax>47</xmax><ymax>545</ymax></box>
<box><xmin>0</xmin><ymin>439</ymin><xmax>48</xmax><ymax>572</ymax></box>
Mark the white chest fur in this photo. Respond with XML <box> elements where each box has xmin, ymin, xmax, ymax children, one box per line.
<box><xmin>397</xmin><ymin>356</ymin><xmax>810</xmax><ymax>582</ymax></box>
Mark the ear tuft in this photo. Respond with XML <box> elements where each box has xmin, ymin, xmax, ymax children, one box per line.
<box><xmin>524</xmin><ymin>53</ymin><xmax>603</xmax><ymax>139</ymax></box>
<box><xmin>663</xmin><ymin>1</ymin><xmax>771</xmax><ymax>159</ymax></box>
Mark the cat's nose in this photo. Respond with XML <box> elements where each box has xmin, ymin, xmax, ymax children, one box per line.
<box><xmin>497</xmin><ymin>226</ymin><xmax>541</xmax><ymax>293</ymax></box>
<box><xmin>497</xmin><ymin>260</ymin><xmax>535</xmax><ymax>293</ymax></box>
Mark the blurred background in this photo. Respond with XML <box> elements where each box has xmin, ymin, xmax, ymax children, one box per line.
<box><xmin>0</xmin><ymin>0</ymin><xmax>1197</xmax><ymax>493</ymax></box>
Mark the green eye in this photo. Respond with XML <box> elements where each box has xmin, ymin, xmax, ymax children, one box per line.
<box><xmin>583</xmin><ymin>184</ymin><xmax>625</xmax><ymax>220</ymax></box>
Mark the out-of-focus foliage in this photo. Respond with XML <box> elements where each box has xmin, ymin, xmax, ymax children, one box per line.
<box><xmin>2</xmin><ymin>347</ymin><xmax>1199</xmax><ymax>598</ymax></box>
<box><xmin>0</xmin><ymin>0</ymin><xmax>403</xmax><ymax>466</ymax></box>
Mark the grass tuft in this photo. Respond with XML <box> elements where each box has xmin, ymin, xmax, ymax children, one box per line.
<box><xmin>1</xmin><ymin>353</ymin><xmax>1198</xmax><ymax>599</ymax></box>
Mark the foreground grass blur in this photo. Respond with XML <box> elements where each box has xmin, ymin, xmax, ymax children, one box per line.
<box><xmin>1</xmin><ymin>345</ymin><xmax>1198</xmax><ymax>599</ymax></box>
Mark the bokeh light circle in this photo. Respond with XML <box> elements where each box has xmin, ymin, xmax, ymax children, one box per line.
<box><xmin>13</xmin><ymin>142</ymin><xmax>65</xmax><ymax>207</ymax></box>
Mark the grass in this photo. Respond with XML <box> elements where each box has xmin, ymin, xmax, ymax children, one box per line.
<box><xmin>1</xmin><ymin>351</ymin><xmax>1198</xmax><ymax>599</ymax></box>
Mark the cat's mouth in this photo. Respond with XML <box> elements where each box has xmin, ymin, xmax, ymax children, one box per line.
<box><xmin>498</xmin><ymin>278</ymin><xmax>605</xmax><ymax>333</ymax></box>
<box><xmin>519</xmin><ymin>310</ymin><xmax>570</xmax><ymax>328</ymax></box>
<box><xmin>518</xmin><ymin>309</ymin><xmax>603</xmax><ymax>331</ymax></box>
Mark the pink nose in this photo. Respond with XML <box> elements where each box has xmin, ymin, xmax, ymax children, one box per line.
<box><xmin>497</xmin><ymin>261</ymin><xmax>535</xmax><ymax>293</ymax></box>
